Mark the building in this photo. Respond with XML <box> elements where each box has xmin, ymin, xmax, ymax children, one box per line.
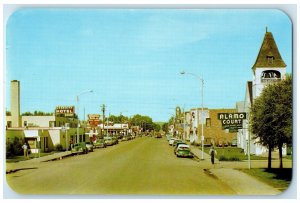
<box><xmin>6</xmin><ymin>80</ymin><xmax>88</xmax><ymax>152</ymax></box>
<box><xmin>240</xmin><ymin>29</ymin><xmax>287</xmax><ymax>155</ymax></box>
<box><xmin>175</xmin><ymin>107</ymin><xmax>238</xmax><ymax>146</ymax></box>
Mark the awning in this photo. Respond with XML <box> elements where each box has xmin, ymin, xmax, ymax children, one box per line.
<box><xmin>24</xmin><ymin>130</ymin><xmax>39</xmax><ymax>138</ymax></box>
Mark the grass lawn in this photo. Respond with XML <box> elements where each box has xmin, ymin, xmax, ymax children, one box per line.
<box><xmin>203</xmin><ymin>147</ymin><xmax>268</xmax><ymax>161</ymax></box>
<box><xmin>239</xmin><ymin>168</ymin><xmax>292</xmax><ymax>192</ymax></box>
<box><xmin>6</xmin><ymin>152</ymin><xmax>57</xmax><ymax>163</ymax></box>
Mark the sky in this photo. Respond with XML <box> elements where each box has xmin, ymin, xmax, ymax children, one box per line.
<box><xmin>5</xmin><ymin>8</ymin><xmax>292</xmax><ymax>122</ymax></box>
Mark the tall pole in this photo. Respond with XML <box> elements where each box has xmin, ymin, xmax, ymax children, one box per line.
<box><xmin>107</xmin><ymin>112</ymin><xmax>110</xmax><ymax>136</ymax></box>
<box><xmin>183</xmin><ymin>107</ymin><xmax>185</xmax><ymax>141</ymax></box>
<box><xmin>76</xmin><ymin>90</ymin><xmax>93</xmax><ymax>144</ymax></box>
<box><xmin>76</xmin><ymin>95</ymin><xmax>79</xmax><ymax>143</ymax></box>
<box><xmin>180</xmin><ymin>71</ymin><xmax>204</xmax><ymax>160</ymax></box>
<box><xmin>102</xmin><ymin>104</ymin><xmax>105</xmax><ymax>137</ymax></box>
<box><xmin>201</xmin><ymin>78</ymin><xmax>204</xmax><ymax>160</ymax></box>
<box><xmin>66</xmin><ymin>126</ymin><xmax>68</xmax><ymax>151</ymax></box>
<box><xmin>247</xmin><ymin>120</ymin><xmax>251</xmax><ymax>169</ymax></box>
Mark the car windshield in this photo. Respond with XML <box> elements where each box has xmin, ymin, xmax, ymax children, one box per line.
<box><xmin>179</xmin><ymin>147</ymin><xmax>190</xmax><ymax>150</ymax></box>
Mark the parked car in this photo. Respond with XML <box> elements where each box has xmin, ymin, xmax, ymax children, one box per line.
<box><xmin>85</xmin><ymin>141</ymin><xmax>94</xmax><ymax>152</ymax></box>
<box><xmin>71</xmin><ymin>142</ymin><xmax>89</xmax><ymax>154</ymax></box>
<box><xmin>112</xmin><ymin>137</ymin><xmax>119</xmax><ymax>145</ymax></box>
<box><xmin>176</xmin><ymin>146</ymin><xmax>194</xmax><ymax>158</ymax></box>
<box><xmin>174</xmin><ymin>143</ymin><xmax>189</xmax><ymax>154</ymax></box>
<box><xmin>94</xmin><ymin>139</ymin><xmax>106</xmax><ymax>148</ymax></box>
<box><xmin>166</xmin><ymin>135</ymin><xmax>173</xmax><ymax>141</ymax></box>
<box><xmin>104</xmin><ymin>137</ymin><xmax>114</xmax><ymax>146</ymax></box>
<box><xmin>123</xmin><ymin>135</ymin><xmax>132</xmax><ymax>141</ymax></box>
<box><xmin>169</xmin><ymin>138</ymin><xmax>179</xmax><ymax>146</ymax></box>
<box><xmin>155</xmin><ymin>133</ymin><xmax>162</xmax><ymax>138</ymax></box>
<box><xmin>172</xmin><ymin>139</ymin><xmax>185</xmax><ymax>147</ymax></box>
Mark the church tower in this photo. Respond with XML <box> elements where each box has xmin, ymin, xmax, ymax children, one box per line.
<box><xmin>252</xmin><ymin>28</ymin><xmax>287</xmax><ymax>99</ymax></box>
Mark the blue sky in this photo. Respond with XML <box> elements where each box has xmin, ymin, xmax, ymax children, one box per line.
<box><xmin>5</xmin><ymin>8</ymin><xmax>292</xmax><ymax>122</ymax></box>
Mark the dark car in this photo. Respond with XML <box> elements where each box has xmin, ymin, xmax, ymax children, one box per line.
<box><xmin>71</xmin><ymin>142</ymin><xmax>89</xmax><ymax>154</ymax></box>
<box><xmin>155</xmin><ymin>133</ymin><xmax>162</xmax><ymax>138</ymax></box>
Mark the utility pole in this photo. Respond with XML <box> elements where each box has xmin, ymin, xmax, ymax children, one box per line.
<box><xmin>101</xmin><ymin>104</ymin><xmax>105</xmax><ymax>137</ymax></box>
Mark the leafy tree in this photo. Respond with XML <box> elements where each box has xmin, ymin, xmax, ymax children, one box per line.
<box><xmin>153</xmin><ymin>123</ymin><xmax>161</xmax><ymax>132</ymax></box>
<box><xmin>22</xmin><ymin>111</ymin><xmax>34</xmax><ymax>116</ymax></box>
<box><xmin>22</xmin><ymin>111</ymin><xmax>53</xmax><ymax>116</ymax></box>
<box><xmin>250</xmin><ymin>74</ymin><xmax>292</xmax><ymax>169</ymax></box>
<box><xmin>162</xmin><ymin>122</ymin><xmax>169</xmax><ymax>133</ymax></box>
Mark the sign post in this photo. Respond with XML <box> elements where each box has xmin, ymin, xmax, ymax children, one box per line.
<box><xmin>218</xmin><ymin>112</ymin><xmax>250</xmax><ymax>169</ymax></box>
<box><xmin>218</xmin><ymin>112</ymin><xmax>251</xmax><ymax>169</ymax></box>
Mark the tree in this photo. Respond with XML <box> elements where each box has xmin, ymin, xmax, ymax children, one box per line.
<box><xmin>162</xmin><ymin>122</ymin><xmax>169</xmax><ymax>133</ymax></box>
<box><xmin>250</xmin><ymin>74</ymin><xmax>292</xmax><ymax>169</ymax></box>
<box><xmin>153</xmin><ymin>123</ymin><xmax>161</xmax><ymax>132</ymax></box>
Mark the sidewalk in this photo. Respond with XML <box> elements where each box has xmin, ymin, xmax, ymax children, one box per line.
<box><xmin>189</xmin><ymin>145</ymin><xmax>282</xmax><ymax>195</ymax></box>
<box><xmin>6</xmin><ymin>151</ymin><xmax>72</xmax><ymax>173</ymax></box>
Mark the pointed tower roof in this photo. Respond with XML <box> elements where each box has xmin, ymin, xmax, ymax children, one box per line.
<box><xmin>252</xmin><ymin>29</ymin><xmax>286</xmax><ymax>71</ymax></box>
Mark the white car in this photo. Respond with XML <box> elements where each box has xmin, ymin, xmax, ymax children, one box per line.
<box><xmin>174</xmin><ymin>144</ymin><xmax>190</xmax><ymax>154</ymax></box>
<box><xmin>85</xmin><ymin>141</ymin><xmax>94</xmax><ymax>152</ymax></box>
<box><xmin>169</xmin><ymin>138</ymin><xmax>180</xmax><ymax>146</ymax></box>
<box><xmin>176</xmin><ymin>144</ymin><xmax>190</xmax><ymax>150</ymax></box>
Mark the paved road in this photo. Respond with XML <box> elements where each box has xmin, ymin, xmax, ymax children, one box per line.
<box><xmin>7</xmin><ymin>136</ymin><xmax>237</xmax><ymax>195</ymax></box>
<box><xmin>6</xmin><ymin>137</ymin><xmax>285</xmax><ymax>196</ymax></box>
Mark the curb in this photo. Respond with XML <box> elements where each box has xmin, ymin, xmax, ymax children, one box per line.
<box><xmin>6</xmin><ymin>151</ymin><xmax>72</xmax><ymax>174</ymax></box>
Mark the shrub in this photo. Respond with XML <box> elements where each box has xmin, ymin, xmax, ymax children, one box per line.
<box><xmin>6</xmin><ymin>137</ymin><xmax>24</xmax><ymax>157</ymax></box>
<box><xmin>219</xmin><ymin>155</ymin><xmax>228</xmax><ymax>161</ymax></box>
<box><xmin>54</xmin><ymin>144</ymin><xmax>64</xmax><ymax>151</ymax></box>
<box><xmin>229</xmin><ymin>156</ymin><xmax>241</xmax><ymax>161</ymax></box>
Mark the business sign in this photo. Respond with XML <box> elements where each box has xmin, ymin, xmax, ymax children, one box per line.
<box><xmin>55</xmin><ymin>106</ymin><xmax>75</xmax><ymax>117</ymax></box>
<box><xmin>88</xmin><ymin>114</ymin><xmax>100</xmax><ymax>127</ymax></box>
<box><xmin>218</xmin><ymin>112</ymin><xmax>247</xmax><ymax>130</ymax></box>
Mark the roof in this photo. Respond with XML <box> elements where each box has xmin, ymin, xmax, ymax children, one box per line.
<box><xmin>252</xmin><ymin>31</ymin><xmax>286</xmax><ymax>70</ymax></box>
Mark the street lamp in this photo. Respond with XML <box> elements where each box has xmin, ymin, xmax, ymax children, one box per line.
<box><xmin>120</xmin><ymin>111</ymin><xmax>128</xmax><ymax>136</ymax></box>
<box><xmin>76</xmin><ymin>90</ymin><xmax>93</xmax><ymax>144</ymax></box>
<box><xmin>180</xmin><ymin>71</ymin><xmax>205</xmax><ymax>160</ymax></box>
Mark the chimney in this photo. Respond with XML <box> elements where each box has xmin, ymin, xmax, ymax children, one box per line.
<box><xmin>11</xmin><ymin>80</ymin><xmax>21</xmax><ymax>127</ymax></box>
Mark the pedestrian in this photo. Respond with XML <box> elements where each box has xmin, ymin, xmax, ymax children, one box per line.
<box><xmin>70</xmin><ymin>139</ymin><xmax>74</xmax><ymax>149</ymax></box>
<box><xmin>209</xmin><ymin>145</ymin><xmax>217</xmax><ymax>165</ymax></box>
<box><xmin>22</xmin><ymin>142</ymin><xmax>29</xmax><ymax>159</ymax></box>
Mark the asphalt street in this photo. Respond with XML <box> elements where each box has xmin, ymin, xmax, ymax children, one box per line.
<box><xmin>6</xmin><ymin>136</ymin><xmax>237</xmax><ymax>195</ymax></box>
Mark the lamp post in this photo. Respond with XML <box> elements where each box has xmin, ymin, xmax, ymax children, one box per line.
<box><xmin>76</xmin><ymin>90</ymin><xmax>93</xmax><ymax>144</ymax></box>
<box><xmin>180</xmin><ymin>71</ymin><xmax>205</xmax><ymax>160</ymax></box>
<box><xmin>120</xmin><ymin>111</ymin><xmax>128</xmax><ymax>136</ymax></box>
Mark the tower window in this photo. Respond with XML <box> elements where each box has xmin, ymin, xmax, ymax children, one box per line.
<box><xmin>266</xmin><ymin>56</ymin><xmax>275</xmax><ymax>64</ymax></box>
